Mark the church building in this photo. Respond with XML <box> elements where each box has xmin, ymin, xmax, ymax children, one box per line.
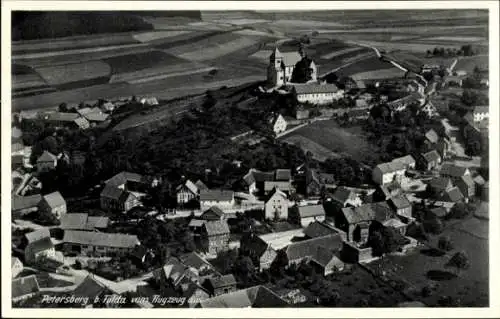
<box><xmin>267</xmin><ymin>46</ymin><xmax>318</xmax><ymax>87</ymax></box>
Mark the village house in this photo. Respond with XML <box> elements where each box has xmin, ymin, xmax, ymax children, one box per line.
<box><xmin>267</xmin><ymin>47</ymin><xmax>317</xmax><ymax>87</ymax></box>
<box><xmin>240</xmin><ymin>232</ymin><xmax>278</xmax><ymax>270</ymax></box>
<box><xmin>418</xmin><ymin>150</ymin><xmax>442</xmax><ymax>171</ymax></box>
<box><xmin>199</xmin><ymin>285</ymin><xmax>288</xmax><ymax>308</ymax></box>
<box><xmin>299</xmin><ymin>168</ymin><xmax>336</xmax><ymax>198</ymax></box>
<box><xmin>392</xmin><ymin>155</ymin><xmax>416</xmax><ymax>169</ymax></box>
<box><xmin>293</xmin><ymin>83</ymin><xmax>344</xmax><ymax>105</ymax></box>
<box><xmin>202</xmin><ymin>274</ymin><xmax>238</xmax><ymax>297</ymax></box>
<box><xmin>176</xmin><ymin>179</ymin><xmax>199</xmax><ymax>205</ymax></box>
<box><xmin>199</xmin><ymin>189</ymin><xmax>234</xmax><ymax>211</ymax></box>
<box><xmin>62</xmin><ymin>230</ymin><xmax>140</xmax><ymax>256</ymax></box>
<box><xmin>336</xmin><ymin>202</ymin><xmax>393</xmax><ymax>243</ymax></box>
<box><xmin>195</xmin><ymin>179</ymin><xmax>209</xmax><ymax>191</ymax></box>
<box><xmin>382</xmin><ymin>218</ymin><xmax>409</xmax><ymax>236</ymax></box>
<box><xmin>268</xmin><ymin>113</ymin><xmax>288</xmax><ymax>134</ymax></box>
<box><xmin>265</xmin><ymin>187</ymin><xmax>289</xmax><ymax>220</ymax></box>
<box><xmin>303</xmin><ymin>220</ymin><xmax>346</xmax><ymax>241</ymax></box>
<box><xmin>420</xmin><ymin>101</ymin><xmax>438</xmax><ymax>118</ymax></box>
<box><xmin>201</xmin><ymin>206</ymin><xmax>226</xmax><ymax>221</ymax></box>
<box><xmin>471</xmin><ymin>106</ymin><xmax>489</xmax><ymax>122</ymax></box>
<box><xmin>310</xmin><ymin>245</ymin><xmax>345</xmax><ymax>276</ymax></box>
<box><xmin>473</xmin><ymin>175</ymin><xmax>486</xmax><ymax>198</ymax></box>
<box><xmin>12</xmin><ymin>194</ymin><xmax>42</xmax><ymax>218</ymax></box>
<box><xmin>372</xmin><ymin>160</ymin><xmax>406</xmax><ymax>186</ymax></box>
<box><xmin>24</xmin><ymin>229</ymin><xmax>56</xmax><ymax>265</ymax></box>
<box><xmin>372</xmin><ymin>183</ymin><xmax>402</xmax><ymax>202</ymax></box>
<box><xmin>12</xmin><ymin>257</ymin><xmax>24</xmax><ymax>278</ymax></box>
<box><xmin>13</xmin><ymin>173</ymin><xmax>42</xmax><ymax>196</ymax></box>
<box><xmin>424</xmin><ymin>129</ymin><xmax>439</xmax><ymax>150</ymax></box>
<box><xmin>427</xmin><ymin>177</ymin><xmax>454</xmax><ymax>196</ymax></box>
<box><xmin>36</xmin><ymin>151</ymin><xmax>58</xmax><ymax>172</ymax></box>
<box><xmin>100</xmin><ymin>184</ymin><xmax>140</xmax><ymax>213</ymax></box>
<box><xmin>38</xmin><ymin>191</ymin><xmax>67</xmax><ymax>219</ymax></box>
<box><xmin>60</xmin><ymin>213</ymin><xmax>109</xmax><ymax>231</ymax></box>
<box><xmin>440</xmin><ymin>163</ymin><xmax>471</xmax><ymax>181</ymax></box>
<box><xmin>435</xmin><ymin>137</ymin><xmax>452</xmax><ymax>159</ymax></box>
<box><xmin>72</xmin><ymin>275</ymin><xmax>121</xmax><ymax>308</ymax></box>
<box><xmin>295</xmin><ymin>108</ymin><xmax>310</xmax><ymax>120</ymax></box>
<box><xmin>388</xmin><ymin>195</ymin><xmax>413</xmax><ymax>221</ymax></box>
<box><xmin>283</xmin><ymin>234</ymin><xmax>343</xmax><ymax>267</ymax></box>
<box><xmin>188</xmin><ymin>219</ymin><xmax>206</xmax><ymax>235</ymax></box>
<box><xmin>12</xmin><ymin>275</ymin><xmax>40</xmax><ymax>303</ymax></box>
<box><xmin>179</xmin><ymin>252</ymin><xmax>220</xmax><ymax>278</ymax></box>
<box><xmin>244</xmin><ymin>168</ymin><xmax>292</xmax><ymax>195</ymax></box>
<box><xmin>289</xmin><ymin>204</ymin><xmax>326</xmax><ymax>227</ymax></box>
<box><xmin>329</xmin><ymin>186</ymin><xmax>363</xmax><ymax>208</ymax></box>
<box><xmin>77</xmin><ymin>107</ymin><xmax>110</xmax><ymax>125</ymax></box>
<box><xmin>154</xmin><ymin>257</ymin><xmax>201</xmax><ymax>296</ymax></box>
<box><xmin>430</xmin><ymin>206</ymin><xmax>448</xmax><ymax>219</ymax></box>
<box><xmin>437</xmin><ymin>186</ymin><xmax>464</xmax><ymax>204</ymax></box>
<box><xmin>202</xmin><ymin>220</ymin><xmax>230</xmax><ymax>255</ymax></box>
<box><xmin>455</xmin><ymin>175</ymin><xmax>476</xmax><ymax>201</ymax></box>
<box><xmin>39</xmin><ymin>112</ymin><xmax>88</xmax><ymax>129</ymax></box>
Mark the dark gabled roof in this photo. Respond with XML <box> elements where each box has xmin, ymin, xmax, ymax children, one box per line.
<box><xmin>430</xmin><ymin>207</ymin><xmax>448</xmax><ymax>218</ymax></box>
<box><xmin>201</xmin><ymin>206</ymin><xmax>225</xmax><ymax>219</ymax></box>
<box><xmin>12</xmin><ymin>194</ymin><xmax>42</xmax><ymax>211</ymax></box>
<box><xmin>60</xmin><ymin>213</ymin><xmax>88</xmax><ymax>230</ymax></box>
<box><xmin>331</xmin><ymin>186</ymin><xmax>357</xmax><ymax>205</ymax></box>
<box><xmin>203</xmin><ymin>220</ymin><xmax>230</xmax><ymax>236</ymax></box>
<box><xmin>27</xmin><ymin>237</ymin><xmax>54</xmax><ymax>254</ymax></box>
<box><xmin>264</xmin><ymin>181</ymin><xmax>292</xmax><ymax>192</ymax></box>
<box><xmin>86</xmin><ymin>216</ymin><xmax>110</xmax><ymax>229</ymax></box>
<box><xmin>200</xmin><ymin>285</ymin><xmax>288</xmax><ymax>308</ymax></box>
<box><xmin>240</xmin><ymin>233</ymin><xmax>269</xmax><ymax>258</ymax></box>
<box><xmin>275</xmin><ymin>169</ymin><xmax>291</xmax><ymax>181</ymax></box>
<box><xmin>422</xmin><ymin>150</ymin><xmax>441</xmax><ymax>163</ymax></box>
<box><xmin>63</xmin><ymin>230</ymin><xmax>139</xmax><ymax>248</ymax></box>
<box><xmin>429</xmin><ymin>177</ymin><xmax>453</xmax><ymax>190</ymax></box>
<box><xmin>375</xmin><ymin>161</ymin><xmax>406</xmax><ymax>174</ymax></box>
<box><xmin>42</xmin><ymin>191</ymin><xmax>65</xmax><ymax>208</ymax></box>
<box><xmin>342</xmin><ymin>202</ymin><xmax>392</xmax><ymax>224</ymax></box>
<box><xmin>458</xmin><ymin>175</ymin><xmax>475</xmax><ymax>187</ymax></box>
<box><xmin>440</xmin><ymin>187</ymin><xmax>464</xmax><ymax>203</ymax></box>
<box><xmin>100</xmin><ymin>185</ymin><xmax>134</xmax><ymax>203</ymax></box>
<box><xmin>37</xmin><ymin>150</ymin><xmax>57</xmax><ymax>163</ymax></box>
<box><xmin>104</xmin><ymin>171</ymin><xmax>145</xmax><ymax>187</ymax></box>
<box><xmin>440</xmin><ymin>163</ymin><xmax>469</xmax><ymax>178</ymax></box>
<box><xmin>310</xmin><ymin>245</ymin><xmax>341</xmax><ymax>268</ymax></box>
<box><xmin>179</xmin><ymin>252</ymin><xmax>215</xmax><ymax>272</ymax></box>
<box><xmin>194</xmin><ymin>179</ymin><xmax>209</xmax><ymax>191</ymax></box>
<box><xmin>207</xmin><ymin>274</ymin><xmax>237</xmax><ymax>289</ymax></box>
<box><xmin>25</xmin><ymin>228</ymin><xmax>50</xmax><ymax>243</ymax></box>
<box><xmin>73</xmin><ymin>275</ymin><xmax>108</xmax><ymax>299</ymax></box>
<box><xmin>392</xmin><ymin>155</ymin><xmax>416</xmax><ymax>166</ymax></box>
<box><xmin>425</xmin><ymin>129</ymin><xmax>439</xmax><ymax>144</ymax></box>
<box><xmin>389</xmin><ymin>195</ymin><xmax>411</xmax><ymax>209</ymax></box>
<box><xmin>303</xmin><ymin>221</ymin><xmax>339</xmax><ymax>238</ymax></box>
<box><xmin>285</xmin><ymin>234</ymin><xmax>342</xmax><ymax>261</ymax></box>
<box><xmin>42</xmin><ymin>112</ymin><xmax>80</xmax><ymax>122</ymax></box>
<box><xmin>243</xmin><ymin>169</ymin><xmax>275</xmax><ymax>185</ymax></box>
<box><xmin>295</xmin><ymin>204</ymin><xmax>325</xmax><ymax>218</ymax></box>
<box><xmin>199</xmin><ymin>189</ymin><xmax>233</xmax><ymax>202</ymax></box>
<box><xmin>177</xmin><ymin>180</ymin><xmax>199</xmax><ymax>194</ymax></box>
<box><xmin>12</xmin><ymin>275</ymin><xmax>40</xmax><ymax>299</ymax></box>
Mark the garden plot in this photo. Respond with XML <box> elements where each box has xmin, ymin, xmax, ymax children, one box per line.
<box><xmin>12</xmin><ymin>33</ymin><xmax>139</xmax><ymax>54</ymax></box>
<box><xmin>35</xmin><ymin>61</ymin><xmax>111</xmax><ymax>86</ymax></box>
<box><xmin>132</xmin><ymin>30</ymin><xmax>192</xmax><ymax>42</ymax></box>
<box><xmin>282</xmin><ymin>135</ymin><xmax>340</xmax><ymax>162</ymax></box>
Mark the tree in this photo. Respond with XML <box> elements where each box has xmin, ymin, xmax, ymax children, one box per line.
<box><xmin>58</xmin><ymin>102</ymin><xmax>68</xmax><ymax>112</ymax></box>
<box><xmin>270</xmin><ymin>249</ymin><xmax>289</xmax><ymax>277</ymax></box>
<box><xmin>447</xmin><ymin>202</ymin><xmax>474</xmax><ymax>220</ymax></box>
<box><xmin>423</xmin><ymin>217</ymin><xmax>443</xmax><ymax>234</ymax></box>
<box><xmin>446</xmin><ymin>251</ymin><xmax>470</xmax><ymax>275</ymax></box>
<box><xmin>438</xmin><ymin>236</ymin><xmax>454</xmax><ymax>251</ymax></box>
<box><xmin>369</xmin><ymin>225</ymin><xmax>410</xmax><ymax>256</ymax></box>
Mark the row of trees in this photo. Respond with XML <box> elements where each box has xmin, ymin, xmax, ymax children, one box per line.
<box><xmin>426</xmin><ymin>44</ymin><xmax>482</xmax><ymax>58</ymax></box>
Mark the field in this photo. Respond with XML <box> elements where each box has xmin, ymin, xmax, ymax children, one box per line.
<box><xmin>35</xmin><ymin>61</ymin><xmax>111</xmax><ymax>86</ymax></box>
<box><xmin>282</xmin><ymin>135</ymin><xmax>340</xmax><ymax>162</ymax></box>
<box><xmin>11</xmin><ymin>10</ymin><xmax>489</xmax><ymax>112</ymax></box>
<box><xmin>365</xmin><ymin>216</ymin><xmax>489</xmax><ymax>306</ymax></box>
<box><xmin>280</xmin><ymin>120</ymin><xmax>381</xmax><ymax>164</ymax></box>
<box><xmin>351</xmin><ymin>68</ymin><xmax>406</xmax><ymax>81</ymax></box>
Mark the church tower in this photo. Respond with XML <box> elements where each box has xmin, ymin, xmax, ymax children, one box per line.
<box><xmin>267</xmin><ymin>47</ymin><xmax>285</xmax><ymax>87</ymax></box>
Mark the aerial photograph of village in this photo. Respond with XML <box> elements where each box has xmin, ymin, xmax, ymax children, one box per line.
<box><xmin>8</xmin><ymin>8</ymin><xmax>490</xmax><ymax>309</ymax></box>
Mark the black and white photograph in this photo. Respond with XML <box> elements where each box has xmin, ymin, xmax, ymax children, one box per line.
<box><xmin>2</xmin><ymin>1</ymin><xmax>499</xmax><ymax>315</ymax></box>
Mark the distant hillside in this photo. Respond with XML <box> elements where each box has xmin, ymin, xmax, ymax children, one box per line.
<box><xmin>128</xmin><ymin>11</ymin><xmax>201</xmax><ymax>19</ymax></box>
<box><xmin>12</xmin><ymin>12</ymin><xmax>155</xmax><ymax>41</ymax></box>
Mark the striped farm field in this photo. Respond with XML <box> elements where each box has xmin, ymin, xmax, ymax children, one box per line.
<box><xmin>164</xmin><ymin>32</ymin><xmax>255</xmax><ymax>57</ymax></box>
<box><xmin>109</xmin><ymin>62</ymin><xmax>209</xmax><ymax>83</ymax></box>
<box><xmin>334</xmin><ymin>56</ymin><xmax>395</xmax><ymax>77</ymax></box>
<box><xmin>423</xmin><ymin>36</ymin><xmax>486</xmax><ymax>42</ymax></box>
<box><xmin>13</xmin><ymin>47</ymin><xmax>154</xmax><ymax>69</ymax></box>
<box><xmin>12</xmin><ymin>73</ymin><xmax>48</xmax><ymax>91</ymax></box>
<box><xmin>180</xmin><ymin>37</ymin><xmax>261</xmax><ymax>61</ymax></box>
<box><xmin>35</xmin><ymin>61</ymin><xmax>112</xmax><ymax>86</ymax></box>
<box><xmin>351</xmin><ymin>67</ymin><xmax>406</xmax><ymax>80</ymax></box>
<box><xmin>104</xmin><ymin>51</ymin><xmax>187</xmax><ymax>75</ymax></box>
<box><xmin>12</xmin><ymin>33</ymin><xmax>139</xmax><ymax>54</ymax></box>
<box><xmin>132</xmin><ymin>30</ymin><xmax>192</xmax><ymax>42</ymax></box>
<box><xmin>13</xmin><ymin>43</ymin><xmax>149</xmax><ymax>60</ymax></box>
<box><xmin>320</xmin><ymin>47</ymin><xmax>365</xmax><ymax>60</ymax></box>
